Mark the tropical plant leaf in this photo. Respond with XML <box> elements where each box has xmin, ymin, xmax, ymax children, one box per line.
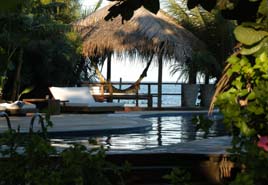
<box><xmin>247</xmin><ymin>91</ymin><xmax>256</xmax><ymax>100</ymax></box>
<box><xmin>238</xmin><ymin>89</ymin><xmax>249</xmax><ymax>97</ymax></box>
<box><xmin>234</xmin><ymin>25</ymin><xmax>268</xmax><ymax>45</ymax></box>
<box><xmin>259</xmin><ymin>51</ymin><xmax>268</xmax><ymax>62</ymax></box>
<box><xmin>240</xmin><ymin>39</ymin><xmax>265</xmax><ymax>55</ymax></box>
<box><xmin>143</xmin><ymin>0</ymin><xmax>160</xmax><ymax>14</ymax></box>
<box><xmin>258</xmin><ymin>0</ymin><xmax>268</xmax><ymax>15</ymax></box>
<box><xmin>240</xmin><ymin>121</ymin><xmax>256</xmax><ymax>136</ymax></box>
<box><xmin>21</xmin><ymin>87</ymin><xmax>34</xmax><ymax>95</ymax></box>
<box><xmin>17</xmin><ymin>87</ymin><xmax>34</xmax><ymax>100</ymax></box>
<box><xmin>227</xmin><ymin>55</ymin><xmax>240</xmax><ymax>64</ymax></box>
<box><xmin>93</xmin><ymin>0</ymin><xmax>103</xmax><ymax>12</ymax></box>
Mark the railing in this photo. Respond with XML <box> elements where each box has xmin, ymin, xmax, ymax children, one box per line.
<box><xmin>0</xmin><ymin>112</ymin><xmax>11</xmax><ymax>131</ymax></box>
<box><xmin>81</xmin><ymin>82</ymin><xmax>182</xmax><ymax>108</ymax></box>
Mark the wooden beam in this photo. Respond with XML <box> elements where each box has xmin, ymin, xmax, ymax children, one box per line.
<box><xmin>157</xmin><ymin>54</ymin><xmax>163</xmax><ymax>108</ymax></box>
<box><xmin>107</xmin><ymin>53</ymin><xmax>112</xmax><ymax>82</ymax></box>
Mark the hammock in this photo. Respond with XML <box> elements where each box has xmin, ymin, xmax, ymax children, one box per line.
<box><xmin>93</xmin><ymin>55</ymin><xmax>153</xmax><ymax>94</ymax></box>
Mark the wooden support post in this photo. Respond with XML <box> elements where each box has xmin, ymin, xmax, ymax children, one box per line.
<box><xmin>107</xmin><ymin>53</ymin><xmax>112</xmax><ymax>102</ymax></box>
<box><xmin>118</xmin><ymin>77</ymin><xmax>122</xmax><ymax>103</ymax></box>
<box><xmin>107</xmin><ymin>53</ymin><xmax>112</xmax><ymax>82</ymax></box>
<box><xmin>157</xmin><ymin>55</ymin><xmax>163</xmax><ymax>108</ymax></box>
<box><xmin>136</xmin><ymin>91</ymin><xmax>139</xmax><ymax>107</ymax></box>
<box><xmin>148</xmin><ymin>84</ymin><xmax>152</xmax><ymax>108</ymax></box>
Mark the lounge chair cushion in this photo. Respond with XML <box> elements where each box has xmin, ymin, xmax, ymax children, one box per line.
<box><xmin>49</xmin><ymin>87</ymin><xmax>96</xmax><ymax>104</ymax></box>
<box><xmin>0</xmin><ymin>101</ymin><xmax>37</xmax><ymax>115</ymax></box>
<box><xmin>0</xmin><ymin>101</ymin><xmax>36</xmax><ymax>110</ymax></box>
<box><xmin>66</xmin><ymin>102</ymin><xmax>124</xmax><ymax>107</ymax></box>
<box><xmin>49</xmin><ymin>86</ymin><xmax>124</xmax><ymax>107</ymax></box>
<box><xmin>0</xmin><ymin>105</ymin><xmax>6</xmax><ymax>111</ymax></box>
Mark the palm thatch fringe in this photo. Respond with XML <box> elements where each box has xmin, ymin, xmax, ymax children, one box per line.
<box><xmin>73</xmin><ymin>3</ymin><xmax>204</xmax><ymax>63</ymax></box>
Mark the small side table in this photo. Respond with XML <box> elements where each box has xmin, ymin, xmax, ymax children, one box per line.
<box><xmin>23</xmin><ymin>99</ymin><xmax>61</xmax><ymax>115</ymax></box>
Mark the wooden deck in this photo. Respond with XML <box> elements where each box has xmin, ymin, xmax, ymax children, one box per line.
<box><xmin>85</xmin><ymin>82</ymin><xmax>182</xmax><ymax>109</ymax></box>
<box><xmin>93</xmin><ymin>93</ymin><xmax>153</xmax><ymax>108</ymax></box>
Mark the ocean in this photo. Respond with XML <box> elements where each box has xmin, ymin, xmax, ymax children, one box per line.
<box><xmin>113</xmin><ymin>83</ymin><xmax>182</xmax><ymax>107</ymax></box>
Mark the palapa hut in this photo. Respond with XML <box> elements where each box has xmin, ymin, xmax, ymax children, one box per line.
<box><xmin>73</xmin><ymin>3</ymin><xmax>204</xmax><ymax>108</ymax></box>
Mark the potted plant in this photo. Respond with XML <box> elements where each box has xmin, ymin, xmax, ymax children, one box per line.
<box><xmin>171</xmin><ymin>51</ymin><xmax>220</xmax><ymax>107</ymax></box>
<box><xmin>171</xmin><ymin>57</ymin><xmax>200</xmax><ymax>107</ymax></box>
<box><xmin>181</xmin><ymin>83</ymin><xmax>200</xmax><ymax>107</ymax></box>
<box><xmin>195</xmin><ymin>51</ymin><xmax>218</xmax><ymax>108</ymax></box>
<box><xmin>200</xmin><ymin>84</ymin><xmax>215</xmax><ymax>107</ymax></box>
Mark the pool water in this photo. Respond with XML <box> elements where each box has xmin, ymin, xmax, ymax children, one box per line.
<box><xmin>51</xmin><ymin>113</ymin><xmax>227</xmax><ymax>151</ymax></box>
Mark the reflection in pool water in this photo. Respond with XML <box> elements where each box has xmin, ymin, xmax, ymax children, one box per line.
<box><xmin>51</xmin><ymin>113</ymin><xmax>227</xmax><ymax>151</ymax></box>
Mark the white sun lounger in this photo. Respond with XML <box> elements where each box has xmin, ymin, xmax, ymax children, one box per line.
<box><xmin>0</xmin><ymin>101</ymin><xmax>38</xmax><ymax>115</ymax></box>
<box><xmin>0</xmin><ymin>105</ymin><xmax>6</xmax><ymax>112</ymax></box>
<box><xmin>49</xmin><ymin>86</ymin><xmax>125</xmax><ymax>113</ymax></box>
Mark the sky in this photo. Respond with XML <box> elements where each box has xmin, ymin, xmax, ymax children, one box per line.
<box><xmin>80</xmin><ymin>0</ymin><xmax>179</xmax><ymax>82</ymax></box>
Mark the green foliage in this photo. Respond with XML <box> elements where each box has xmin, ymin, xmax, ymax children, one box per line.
<box><xmin>0</xmin><ymin>76</ymin><xmax>7</xmax><ymax>94</ymax></box>
<box><xmin>192</xmin><ymin>114</ymin><xmax>214</xmax><ymax>138</ymax></box>
<box><xmin>233</xmin><ymin>23</ymin><xmax>268</xmax><ymax>56</ymax></box>
<box><xmin>104</xmin><ymin>0</ymin><xmax>268</xmax><ymax>184</ymax></box>
<box><xmin>164</xmin><ymin>0</ymin><xmax>235</xmax><ymax>83</ymax></box>
<box><xmin>216</xmin><ymin>52</ymin><xmax>268</xmax><ymax>139</ymax></box>
<box><xmin>163</xmin><ymin>167</ymin><xmax>192</xmax><ymax>185</ymax></box>
<box><xmin>0</xmin><ymin>1</ymin><xmax>31</xmax><ymax>13</ymax></box>
<box><xmin>179</xmin><ymin>0</ymin><xmax>268</xmax><ymax>184</ymax></box>
<box><xmin>234</xmin><ymin>25</ymin><xmax>268</xmax><ymax>46</ymax></box>
<box><xmin>104</xmin><ymin>0</ymin><xmax>159</xmax><ymax>22</ymax></box>
<box><xmin>17</xmin><ymin>86</ymin><xmax>34</xmax><ymax>100</ymax></box>
<box><xmin>0</xmin><ymin>0</ymin><xmax>84</xmax><ymax>100</ymax></box>
<box><xmin>0</xmin><ymin>129</ymin><xmax>126</xmax><ymax>185</ymax></box>
<box><xmin>60</xmin><ymin>144</ymin><xmax>126</xmax><ymax>185</ymax></box>
<box><xmin>213</xmin><ymin>0</ymin><xmax>268</xmax><ymax>181</ymax></box>
<box><xmin>194</xmin><ymin>51</ymin><xmax>219</xmax><ymax>82</ymax></box>
<box><xmin>170</xmin><ymin>51</ymin><xmax>220</xmax><ymax>83</ymax></box>
<box><xmin>229</xmin><ymin>173</ymin><xmax>254</xmax><ymax>185</ymax></box>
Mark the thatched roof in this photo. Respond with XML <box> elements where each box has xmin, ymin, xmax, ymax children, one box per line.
<box><xmin>73</xmin><ymin>3</ymin><xmax>205</xmax><ymax>62</ymax></box>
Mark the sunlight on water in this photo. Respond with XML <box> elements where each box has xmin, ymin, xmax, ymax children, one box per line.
<box><xmin>114</xmin><ymin>83</ymin><xmax>182</xmax><ymax>107</ymax></box>
<box><xmin>50</xmin><ymin>113</ymin><xmax>226</xmax><ymax>151</ymax></box>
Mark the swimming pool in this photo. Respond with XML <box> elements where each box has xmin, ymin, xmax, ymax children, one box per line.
<box><xmin>51</xmin><ymin>112</ymin><xmax>227</xmax><ymax>151</ymax></box>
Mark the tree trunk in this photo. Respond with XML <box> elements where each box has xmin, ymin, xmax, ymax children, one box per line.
<box><xmin>205</xmin><ymin>74</ymin><xmax>210</xmax><ymax>84</ymax></box>
<box><xmin>11</xmin><ymin>48</ymin><xmax>23</xmax><ymax>101</ymax></box>
<box><xmin>157</xmin><ymin>54</ymin><xmax>163</xmax><ymax>108</ymax></box>
<box><xmin>188</xmin><ymin>67</ymin><xmax>197</xmax><ymax>84</ymax></box>
<box><xmin>74</xmin><ymin>56</ymin><xmax>86</xmax><ymax>83</ymax></box>
<box><xmin>107</xmin><ymin>53</ymin><xmax>112</xmax><ymax>82</ymax></box>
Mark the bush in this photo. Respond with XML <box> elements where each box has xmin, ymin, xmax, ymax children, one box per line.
<box><xmin>0</xmin><ymin>130</ymin><xmax>126</xmax><ymax>185</ymax></box>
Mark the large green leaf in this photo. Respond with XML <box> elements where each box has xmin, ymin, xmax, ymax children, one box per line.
<box><xmin>240</xmin><ymin>38</ymin><xmax>267</xmax><ymax>55</ymax></box>
<box><xmin>247</xmin><ymin>91</ymin><xmax>256</xmax><ymax>100</ymax></box>
<box><xmin>234</xmin><ymin>25</ymin><xmax>268</xmax><ymax>45</ymax></box>
<box><xmin>238</xmin><ymin>120</ymin><xmax>256</xmax><ymax>136</ymax></box>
